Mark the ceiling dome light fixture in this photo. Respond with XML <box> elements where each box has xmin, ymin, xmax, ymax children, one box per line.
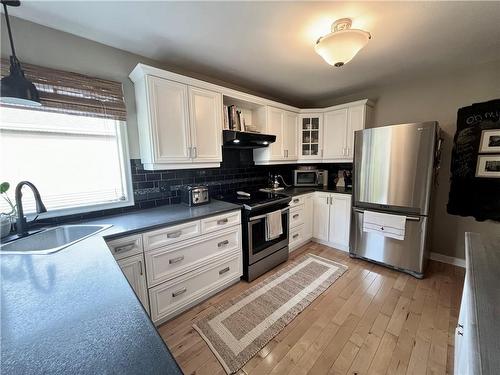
<box><xmin>314</xmin><ymin>18</ymin><xmax>371</xmax><ymax>67</ymax></box>
<box><xmin>1</xmin><ymin>0</ymin><xmax>41</xmax><ymax>106</ymax></box>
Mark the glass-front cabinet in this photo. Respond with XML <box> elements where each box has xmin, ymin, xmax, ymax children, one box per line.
<box><xmin>299</xmin><ymin>114</ymin><xmax>323</xmax><ymax>159</ymax></box>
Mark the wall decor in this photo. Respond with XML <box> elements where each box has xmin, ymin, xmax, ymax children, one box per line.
<box><xmin>479</xmin><ymin>129</ymin><xmax>500</xmax><ymax>153</ymax></box>
<box><xmin>476</xmin><ymin>155</ymin><xmax>500</xmax><ymax>178</ymax></box>
<box><xmin>447</xmin><ymin>98</ymin><xmax>500</xmax><ymax>222</ymax></box>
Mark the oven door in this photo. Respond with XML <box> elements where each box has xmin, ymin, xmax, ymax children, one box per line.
<box><xmin>294</xmin><ymin>170</ymin><xmax>319</xmax><ymax>186</ymax></box>
<box><xmin>247</xmin><ymin>208</ymin><xmax>289</xmax><ymax>265</ymax></box>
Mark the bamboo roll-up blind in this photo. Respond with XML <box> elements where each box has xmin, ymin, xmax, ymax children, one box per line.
<box><xmin>0</xmin><ymin>59</ymin><xmax>127</xmax><ymax>121</ymax></box>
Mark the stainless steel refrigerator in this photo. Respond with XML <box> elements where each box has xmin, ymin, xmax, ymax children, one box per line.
<box><xmin>350</xmin><ymin>122</ymin><xmax>441</xmax><ymax>278</ymax></box>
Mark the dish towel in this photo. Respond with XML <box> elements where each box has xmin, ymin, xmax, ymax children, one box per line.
<box><xmin>265</xmin><ymin>210</ymin><xmax>283</xmax><ymax>241</ymax></box>
<box><xmin>363</xmin><ymin>210</ymin><xmax>407</xmax><ymax>240</ymax></box>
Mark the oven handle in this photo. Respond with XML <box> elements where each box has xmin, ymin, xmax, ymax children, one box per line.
<box><xmin>249</xmin><ymin>207</ymin><xmax>290</xmax><ymax>222</ymax></box>
<box><xmin>353</xmin><ymin>208</ymin><xmax>421</xmax><ymax>221</ymax></box>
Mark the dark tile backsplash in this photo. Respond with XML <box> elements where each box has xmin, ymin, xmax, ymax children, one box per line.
<box><xmin>38</xmin><ymin>152</ymin><xmax>351</xmax><ymax>225</ymax></box>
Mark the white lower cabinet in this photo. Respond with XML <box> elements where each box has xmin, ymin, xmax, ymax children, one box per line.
<box><xmin>288</xmin><ymin>193</ymin><xmax>313</xmax><ymax>252</ymax></box>
<box><xmin>312</xmin><ymin>192</ymin><xmax>352</xmax><ymax>251</ymax></box>
<box><xmin>312</xmin><ymin>193</ymin><xmax>331</xmax><ymax>242</ymax></box>
<box><xmin>116</xmin><ymin>253</ymin><xmax>150</xmax><ymax>314</ymax></box>
<box><xmin>149</xmin><ymin>251</ymin><xmax>242</xmax><ymax>324</ymax></box>
<box><xmin>107</xmin><ymin>209</ymin><xmax>243</xmax><ymax>325</ymax></box>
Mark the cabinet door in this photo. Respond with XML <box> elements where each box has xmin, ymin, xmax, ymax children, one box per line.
<box><xmin>345</xmin><ymin>105</ymin><xmax>366</xmax><ymax>159</ymax></box>
<box><xmin>147</xmin><ymin>76</ymin><xmax>191</xmax><ymax>162</ymax></box>
<box><xmin>323</xmin><ymin>109</ymin><xmax>348</xmax><ymax>160</ymax></box>
<box><xmin>329</xmin><ymin>194</ymin><xmax>352</xmax><ymax>250</ymax></box>
<box><xmin>118</xmin><ymin>253</ymin><xmax>150</xmax><ymax>314</ymax></box>
<box><xmin>188</xmin><ymin>87</ymin><xmax>223</xmax><ymax>163</ymax></box>
<box><xmin>267</xmin><ymin>107</ymin><xmax>285</xmax><ymax>160</ymax></box>
<box><xmin>303</xmin><ymin>194</ymin><xmax>313</xmax><ymax>239</ymax></box>
<box><xmin>283</xmin><ymin>111</ymin><xmax>298</xmax><ymax>159</ymax></box>
<box><xmin>312</xmin><ymin>193</ymin><xmax>330</xmax><ymax>241</ymax></box>
<box><xmin>299</xmin><ymin>114</ymin><xmax>323</xmax><ymax>160</ymax></box>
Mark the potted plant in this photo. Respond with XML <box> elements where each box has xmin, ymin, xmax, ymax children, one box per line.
<box><xmin>1</xmin><ymin>182</ymin><xmax>16</xmax><ymax>238</ymax></box>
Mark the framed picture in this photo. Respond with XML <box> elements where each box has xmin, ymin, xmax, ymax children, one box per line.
<box><xmin>476</xmin><ymin>155</ymin><xmax>500</xmax><ymax>178</ymax></box>
<box><xmin>479</xmin><ymin>129</ymin><xmax>500</xmax><ymax>153</ymax></box>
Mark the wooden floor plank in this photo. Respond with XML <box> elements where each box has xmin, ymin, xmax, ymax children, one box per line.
<box><xmin>155</xmin><ymin>242</ymin><xmax>464</xmax><ymax>375</ymax></box>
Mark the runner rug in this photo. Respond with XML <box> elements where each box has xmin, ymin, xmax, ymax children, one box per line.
<box><xmin>192</xmin><ymin>253</ymin><xmax>347</xmax><ymax>374</ymax></box>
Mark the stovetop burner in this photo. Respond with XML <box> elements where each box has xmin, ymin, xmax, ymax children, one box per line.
<box><xmin>215</xmin><ymin>190</ymin><xmax>291</xmax><ymax>210</ymax></box>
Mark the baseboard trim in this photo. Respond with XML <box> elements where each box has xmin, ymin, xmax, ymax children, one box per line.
<box><xmin>311</xmin><ymin>238</ymin><xmax>349</xmax><ymax>252</ymax></box>
<box><xmin>430</xmin><ymin>252</ymin><xmax>465</xmax><ymax>268</ymax></box>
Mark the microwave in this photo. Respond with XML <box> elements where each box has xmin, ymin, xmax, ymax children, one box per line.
<box><xmin>294</xmin><ymin>169</ymin><xmax>328</xmax><ymax>187</ymax></box>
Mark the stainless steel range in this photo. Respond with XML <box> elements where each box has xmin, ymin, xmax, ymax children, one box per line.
<box><xmin>216</xmin><ymin>190</ymin><xmax>291</xmax><ymax>281</ymax></box>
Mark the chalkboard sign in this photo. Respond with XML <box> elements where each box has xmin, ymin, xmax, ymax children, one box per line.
<box><xmin>447</xmin><ymin>99</ymin><xmax>500</xmax><ymax>221</ymax></box>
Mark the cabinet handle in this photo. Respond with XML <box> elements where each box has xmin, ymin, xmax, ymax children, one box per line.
<box><xmin>293</xmin><ymin>198</ymin><xmax>300</xmax><ymax>203</ymax></box>
<box><xmin>167</xmin><ymin>231</ymin><xmax>182</xmax><ymax>239</ymax></box>
<box><xmin>172</xmin><ymin>288</ymin><xmax>187</xmax><ymax>298</ymax></box>
<box><xmin>188</xmin><ymin>147</ymin><xmax>192</xmax><ymax>158</ymax></box>
<box><xmin>139</xmin><ymin>260</ymin><xmax>143</xmax><ymax>276</ymax></box>
<box><xmin>219</xmin><ymin>267</ymin><xmax>230</xmax><ymax>275</ymax></box>
<box><xmin>293</xmin><ymin>233</ymin><xmax>299</xmax><ymax>239</ymax></box>
<box><xmin>293</xmin><ymin>214</ymin><xmax>299</xmax><ymax>219</ymax></box>
<box><xmin>217</xmin><ymin>218</ymin><xmax>229</xmax><ymax>225</ymax></box>
<box><xmin>114</xmin><ymin>243</ymin><xmax>135</xmax><ymax>253</ymax></box>
<box><xmin>169</xmin><ymin>255</ymin><xmax>184</xmax><ymax>264</ymax></box>
<box><xmin>218</xmin><ymin>239</ymin><xmax>230</xmax><ymax>248</ymax></box>
<box><xmin>193</xmin><ymin>147</ymin><xmax>197</xmax><ymax>158</ymax></box>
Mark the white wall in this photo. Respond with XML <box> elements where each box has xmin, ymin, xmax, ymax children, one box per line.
<box><xmin>317</xmin><ymin>60</ymin><xmax>500</xmax><ymax>259</ymax></box>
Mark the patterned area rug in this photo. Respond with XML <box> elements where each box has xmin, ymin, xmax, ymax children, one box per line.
<box><xmin>193</xmin><ymin>253</ymin><xmax>347</xmax><ymax>374</ymax></box>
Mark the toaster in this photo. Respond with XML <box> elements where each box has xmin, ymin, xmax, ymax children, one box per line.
<box><xmin>180</xmin><ymin>185</ymin><xmax>210</xmax><ymax>206</ymax></box>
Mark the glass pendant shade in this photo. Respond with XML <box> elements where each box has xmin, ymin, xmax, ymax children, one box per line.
<box><xmin>315</xmin><ymin>19</ymin><xmax>371</xmax><ymax>67</ymax></box>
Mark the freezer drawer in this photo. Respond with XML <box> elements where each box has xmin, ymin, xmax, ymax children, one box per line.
<box><xmin>349</xmin><ymin>208</ymin><xmax>429</xmax><ymax>278</ymax></box>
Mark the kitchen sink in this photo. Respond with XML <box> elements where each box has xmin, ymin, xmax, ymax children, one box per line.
<box><xmin>0</xmin><ymin>224</ymin><xmax>112</xmax><ymax>255</ymax></box>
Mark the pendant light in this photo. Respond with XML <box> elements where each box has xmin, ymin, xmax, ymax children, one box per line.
<box><xmin>1</xmin><ymin>0</ymin><xmax>41</xmax><ymax>106</ymax></box>
<box><xmin>315</xmin><ymin>18</ymin><xmax>371</xmax><ymax>67</ymax></box>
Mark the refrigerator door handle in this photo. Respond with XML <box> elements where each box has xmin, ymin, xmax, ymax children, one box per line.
<box><xmin>352</xmin><ymin>208</ymin><xmax>421</xmax><ymax>221</ymax></box>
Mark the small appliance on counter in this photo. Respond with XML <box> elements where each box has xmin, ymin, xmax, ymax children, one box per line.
<box><xmin>180</xmin><ymin>185</ymin><xmax>210</xmax><ymax>206</ymax></box>
<box><xmin>334</xmin><ymin>170</ymin><xmax>352</xmax><ymax>188</ymax></box>
<box><xmin>293</xmin><ymin>167</ymin><xmax>328</xmax><ymax>187</ymax></box>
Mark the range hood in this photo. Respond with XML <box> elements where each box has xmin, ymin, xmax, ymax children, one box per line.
<box><xmin>223</xmin><ymin>130</ymin><xmax>276</xmax><ymax>149</ymax></box>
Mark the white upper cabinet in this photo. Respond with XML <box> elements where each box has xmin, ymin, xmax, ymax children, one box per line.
<box><xmin>321</xmin><ymin>101</ymin><xmax>372</xmax><ymax>162</ymax></box>
<box><xmin>254</xmin><ymin>107</ymin><xmax>299</xmax><ymax>163</ymax></box>
<box><xmin>345</xmin><ymin>104</ymin><xmax>366</xmax><ymax>158</ymax></box>
<box><xmin>188</xmin><ymin>87</ymin><xmax>222</xmax><ymax>163</ymax></box>
<box><xmin>131</xmin><ymin>70</ymin><xmax>223</xmax><ymax>170</ymax></box>
<box><xmin>323</xmin><ymin>109</ymin><xmax>348</xmax><ymax>160</ymax></box>
<box><xmin>299</xmin><ymin>114</ymin><xmax>323</xmax><ymax>160</ymax></box>
<box><xmin>267</xmin><ymin>107</ymin><xmax>285</xmax><ymax>160</ymax></box>
<box><xmin>146</xmin><ymin>76</ymin><xmax>191</xmax><ymax>164</ymax></box>
<box><xmin>284</xmin><ymin>111</ymin><xmax>298</xmax><ymax>160</ymax></box>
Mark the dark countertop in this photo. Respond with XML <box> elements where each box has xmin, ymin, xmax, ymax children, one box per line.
<box><xmin>282</xmin><ymin>186</ymin><xmax>352</xmax><ymax>197</ymax></box>
<box><xmin>464</xmin><ymin>233</ymin><xmax>500</xmax><ymax>375</ymax></box>
<box><xmin>0</xmin><ymin>199</ymin><xmax>242</xmax><ymax>375</ymax></box>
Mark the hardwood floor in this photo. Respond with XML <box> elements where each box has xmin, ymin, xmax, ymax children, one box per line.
<box><xmin>158</xmin><ymin>242</ymin><xmax>465</xmax><ymax>375</ymax></box>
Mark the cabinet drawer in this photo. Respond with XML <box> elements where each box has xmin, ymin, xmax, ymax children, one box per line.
<box><xmin>107</xmin><ymin>234</ymin><xmax>143</xmax><ymax>260</ymax></box>
<box><xmin>145</xmin><ymin>226</ymin><xmax>241</xmax><ymax>286</ymax></box>
<box><xmin>289</xmin><ymin>195</ymin><xmax>304</xmax><ymax>208</ymax></box>
<box><xmin>290</xmin><ymin>206</ymin><xmax>305</xmax><ymax>229</ymax></box>
<box><xmin>149</xmin><ymin>253</ymin><xmax>242</xmax><ymax>324</ymax></box>
<box><xmin>289</xmin><ymin>224</ymin><xmax>306</xmax><ymax>250</ymax></box>
<box><xmin>201</xmin><ymin>210</ymin><xmax>241</xmax><ymax>234</ymax></box>
<box><xmin>143</xmin><ymin>220</ymin><xmax>201</xmax><ymax>251</ymax></box>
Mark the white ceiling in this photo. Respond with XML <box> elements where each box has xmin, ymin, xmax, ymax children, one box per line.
<box><xmin>8</xmin><ymin>1</ymin><xmax>500</xmax><ymax>106</ymax></box>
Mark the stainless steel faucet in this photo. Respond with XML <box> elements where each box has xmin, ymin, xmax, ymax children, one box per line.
<box><xmin>15</xmin><ymin>181</ymin><xmax>47</xmax><ymax>236</ymax></box>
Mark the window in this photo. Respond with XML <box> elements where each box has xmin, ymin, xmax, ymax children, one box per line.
<box><xmin>0</xmin><ymin>60</ymin><xmax>133</xmax><ymax>217</ymax></box>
